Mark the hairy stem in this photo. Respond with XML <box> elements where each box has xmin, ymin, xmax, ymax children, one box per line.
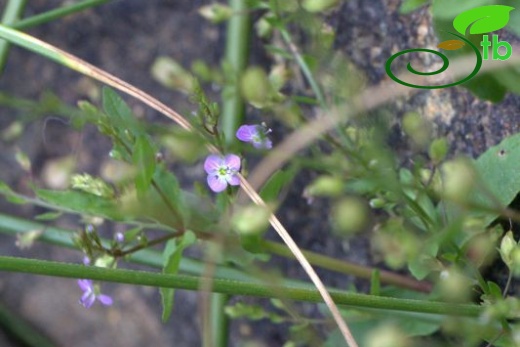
<box><xmin>0</xmin><ymin>255</ymin><xmax>482</xmax><ymax>317</ymax></box>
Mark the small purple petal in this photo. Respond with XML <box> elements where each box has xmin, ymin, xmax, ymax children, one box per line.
<box><xmin>78</xmin><ymin>279</ymin><xmax>92</xmax><ymax>291</ymax></box>
<box><xmin>224</xmin><ymin>154</ymin><xmax>241</xmax><ymax>171</ymax></box>
<box><xmin>236</xmin><ymin>125</ymin><xmax>257</xmax><ymax>142</ymax></box>
<box><xmin>204</xmin><ymin>155</ymin><xmax>223</xmax><ymax>174</ymax></box>
<box><xmin>252</xmin><ymin>138</ymin><xmax>272</xmax><ymax>149</ymax></box>
<box><xmin>207</xmin><ymin>175</ymin><xmax>227</xmax><ymax>193</ymax></box>
<box><xmin>80</xmin><ymin>293</ymin><xmax>96</xmax><ymax>308</ymax></box>
<box><xmin>227</xmin><ymin>174</ymin><xmax>240</xmax><ymax>186</ymax></box>
<box><xmin>115</xmin><ymin>232</ymin><xmax>124</xmax><ymax>243</ymax></box>
<box><xmin>97</xmin><ymin>294</ymin><xmax>113</xmax><ymax>306</ymax></box>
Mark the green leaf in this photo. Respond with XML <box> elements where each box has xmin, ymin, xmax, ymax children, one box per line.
<box><xmin>487</xmin><ymin>281</ymin><xmax>503</xmax><ymax>299</ymax></box>
<box><xmin>34</xmin><ymin>211</ymin><xmax>62</xmax><ymax>221</ymax></box>
<box><xmin>152</xmin><ymin>166</ymin><xmax>186</xmax><ymax>226</ymax></box>
<box><xmin>132</xmin><ymin>135</ymin><xmax>156</xmax><ymax>197</ymax></box>
<box><xmin>462</xmin><ymin>73</ymin><xmax>507</xmax><ymax>102</ymax></box>
<box><xmin>0</xmin><ymin>181</ymin><xmax>26</xmax><ymax>204</ymax></box>
<box><xmin>160</xmin><ymin>230</ymin><xmax>197</xmax><ymax>322</ymax></box>
<box><xmin>493</xmin><ymin>66</ymin><xmax>520</xmax><ymax>96</ymax></box>
<box><xmin>101</xmin><ymin>87</ymin><xmax>140</xmax><ymax>135</ymax></box>
<box><xmin>472</xmin><ymin>132</ymin><xmax>520</xmax><ymax>225</ymax></box>
<box><xmin>453</xmin><ymin>5</ymin><xmax>515</xmax><ymax>35</ymax></box>
<box><xmin>259</xmin><ymin>169</ymin><xmax>295</xmax><ymax>202</ymax></box>
<box><xmin>36</xmin><ymin>189</ymin><xmax>122</xmax><ymax>220</ymax></box>
<box><xmin>400</xmin><ymin>0</ymin><xmax>429</xmax><ymax>14</ymax></box>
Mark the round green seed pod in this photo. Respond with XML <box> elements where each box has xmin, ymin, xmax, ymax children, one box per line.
<box><xmin>332</xmin><ymin>197</ymin><xmax>369</xmax><ymax>235</ymax></box>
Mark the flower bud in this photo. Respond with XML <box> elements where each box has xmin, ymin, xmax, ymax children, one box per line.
<box><xmin>419</xmin><ymin>168</ymin><xmax>442</xmax><ymax>196</ymax></box>
<box><xmin>305</xmin><ymin>176</ymin><xmax>343</xmax><ymax>198</ymax></box>
<box><xmin>241</xmin><ymin>67</ymin><xmax>271</xmax><ymax>108</ymax></box>
<box><xmin>302</xmin><ymin>0</ymin><xmax>340</xmax><ymax>13</ymax></box>
<box><xmin>369</xmin><ymin>198</ymin><xmax>386</xmax><ymax>209</ymax></box>
<box><xmin>440</xmin><ymin>158</ymin><xmax>476</xmax><ymax>202</ymax></box>
<box><xmin>319</xmin><ymin>23</ymin><xmax>335</xmax><ymax>50</ymax></box>
<box><xmin>332</xmin><ymin>197</ymin><xmax>369</xmax><ymax>235</ymax></box>
<box><xmin>2</xmin><ymin>121</ymin><xmax>23</xmax><ymax>141</ymax></box>
<box><xmin>500</xmin><ymin>231</ymin><xmax>516</xmax><ymax>267</ymax></box>
<box><xmin>94</xmin><ymin>255</ymin><xmax>115</xmax><ymax>268</ymax></box>
<box><xmin>255</xmin><ymin>14</ymin><xmax>274</xmax><ymax>38</ymax></box>
<box><xmin>151</xmin><ymin>56</ymin><xmax>194</xmax><ymax>94</ymax></box>
<box><xmin>232</xmin><ymin>205</ymin><xmax>271</xmax><ymax>236</ymax></box>
<box><xmin>269</xmin><ymin>64</ymin><xmax>291</xmax><ymax>92</ymax></box>
<box><xmin>15</xmin><ymin>230</ymin><xmax>44</xmax><ymax>250</ymax></box>
<box><xmin>402</xmin><ymin>112</ymin><xmax>431</xmax><ymax>149</ymax></box>
<box><xmin>366</xmin><ymin>324</ymin><xmax>411</xmax><ymax>347</ymax></box>
<box><xmin>198</xmin><ymin>4</ymin><xmax>233</xmax><ymax>24</ymax></box>
<box><xmin>429</xmin><ymin>137</ymin><xmax>449</xmax><ymax>164</ymax></box>
<box><xmin>14</xmin><ymin>148</ymin><xmax>31</xmax><ymax>173</ymax></box>
<box><xmin>438</xmin><ymin>267</ymin><xmax>472</xmax><ymax>302</ymax></box>
<box><xmin>511</xmin><ymin>248</ymin><xmax>520</xmax><ymax>276</ymax></box>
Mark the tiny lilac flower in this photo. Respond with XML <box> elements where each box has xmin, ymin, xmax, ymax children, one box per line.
<box><xmin>204</xmin><ymin>154</ymin><xmax>241</xmax><ymax>193</ymax></box>
<box><xmin>115</xmin><ymin>232</ymin><xmax>125</xmax><ymax>243</ymax></box>
<box><xmin>77</xmin><ymin>279</ymin><xmax>113</xmax><ymax>309</ymax></box>
<box><xmin>236</xmin><ymin>124</ymin><xmax>272</xmax><ymax>149</ymax></box>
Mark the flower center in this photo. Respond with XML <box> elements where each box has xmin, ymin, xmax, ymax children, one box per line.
<box><xmin>217</xmin><ymin>165</ymin><xmax>233</xmax><ymax>177</ymax></box>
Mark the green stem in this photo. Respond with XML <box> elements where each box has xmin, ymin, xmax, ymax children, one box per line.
<box><xmin>0</xmin><ymin>301</ymin><xmax>56</xmax><ymax>347</ymax></box>
<box><xmin>0</xmin><ymin>210</ymin><xmax>431</xmax><ymax>292</ymax></box>
<box><xmin>262</xmin><ymin>240</ymin><xmax>432</xmax><ymax>293</ymax></box>
<box><xmin>0</xmin><ymin>255</ymin><xmax>482</xmax><ymax>317</ymax></box>
<box><xmin>279</xmin><ymin>27</ymin><xmax>326</xmax><ymax>107</ymax></box>
<box><xmin>0</xmin><ymin>213</ymin><xmax>313</xmax><ymax>289</ymax></box>
<box><xmin>210</xmin><ymin>293</ymin><xmax>230</xmax><ymax>347</ymax></box>
<box><xmin>278</xmin><ymin>25</ymin><xmax>356</xmax><ymax>150</ymax></box>
<box><xmin>11</xmin><ymin>0</ymin><xmax>111</xmax><ymax>30</ymax></box>
<box><xmin>220</xmin><ymin>0</ymin><xmax>250</xmax><ymax>145</ymax></box>
<box><xmin>0</xmin><ymin>0</ymin><xmax>26</xmax><ymax>72</ymax></box>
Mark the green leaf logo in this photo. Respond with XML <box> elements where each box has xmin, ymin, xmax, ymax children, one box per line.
<box><xmin>453</xmin><ymin>5</ymin><xmax>515</xmax><ymax>35</ymax></box>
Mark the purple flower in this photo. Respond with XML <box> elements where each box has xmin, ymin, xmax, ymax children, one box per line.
<box><xmin>82</xmin><ymin>256</ymin><xmax>91</xmax><ymax>265</ymax></box>
<box><xmin>77</xmin><ymin>279</ymin><xmax>113</xmax><ymax>308</ymax></box>
<box><xmin>115</xmin><ymin>232</ymin><xmax>124</xmax><ymax>243</ymax></box>
<box><xmin>204</xmin><ymin>154</ymin><xmax>241</xmax><ymax>193</ymax></box>
<box><xmin>236</xmin><ymin>124</ymin><xmax>272</xmax><ymax>149</ymax></box>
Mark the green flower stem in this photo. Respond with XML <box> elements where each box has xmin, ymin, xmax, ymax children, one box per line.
<box><xmin>0</xmin><ymin>302</ymin><xmax>56</xmax><ymax>347</ymax></box>
<box><xmin>210</xmin><ymin>293</ymin><xmax>230</xmax><ymax>347</ymax></box>
<box><xmin>0</xmin><ymin>213</ymin><xmax>313</xmax><ymax>289</ymax></box>
<box><xmin>220</xmin><ymin>0</ymin><xmax>250</xmax><ymax>145</ymax></box>
<box><xmin>278</xmin><ymin>26</ymin><xmax>355</xmax><ymax>150</ymax></box>
<box><xmin>0</xmin><ymin>255</ymin><xmax>482</xmax><ymax>317</ymax></box>
<box><xmin>261</xmin><ymin>240</ymin><xmax>433</xmax><ymax>293</ymax></box>
<box><xmin>279</xmin><ymin>27</ymin><xmax>326</xmax><ymax>107</ymax></box>
<box><xmin>0</xmin><ymin>209</ymin><xmax>430</xmax><ymax>292</ymax></box>
<box><xmin>0</xmin><ymin>0</ymin><xmax>26</xmax><ymax>72</ymax></box>
<box><xmin>11</xmin><ymin>0</ymin><xmax>111</xmax><ymax>30</ymax></box>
